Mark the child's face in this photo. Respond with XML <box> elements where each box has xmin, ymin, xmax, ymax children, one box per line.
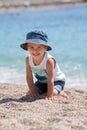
<box><xmin>27</xmin><ymin>43</ymin><xmax>47</xmax><ymax>58</ymax></box>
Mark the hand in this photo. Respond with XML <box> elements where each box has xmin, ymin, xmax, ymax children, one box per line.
<box><xmin>31</xmin><ymin>90</ymin><xmax>39</xmax><ymax>98</ymax></box>
<box><xmin>26</xmin><ymin>89</ymin><xmax>39</xmax><ymax>98</ymax></box>
<box><xmin>46</xmin><ymin>95</ymin><xmax>55</xmax><ymax>101</ymax></box>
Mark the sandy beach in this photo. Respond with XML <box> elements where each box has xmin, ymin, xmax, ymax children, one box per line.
<box><xmin>0</xmin><ymin>83</ymin><xmax>87</xmax><ymax>130</ymax></box>
<box><xmin>0</xmin><ymin>1</ymin><xmax>87</xmax><ymax>129</ymax></box>
<box><xmin>0</xmin><ymin>1</ymin><xmax>87</xmax><ymax>13</ymax></box>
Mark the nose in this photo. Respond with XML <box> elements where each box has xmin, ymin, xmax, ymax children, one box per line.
<box><xmin>33</xmin><ymin>48</ymin><xmax>37</xmax><ymax>52</ymax></box>
<box><xmin>33</xmin><ymin>48</ymin><xmax>39</xmax><ymax>51</ymax></box>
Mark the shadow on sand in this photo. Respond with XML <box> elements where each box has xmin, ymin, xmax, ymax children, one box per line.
<box><xmin>0</xmin><ymin>95</ymin><xmax>45</xmax><ymax>104</ymax></box>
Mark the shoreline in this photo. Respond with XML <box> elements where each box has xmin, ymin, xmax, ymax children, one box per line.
<box><xmin>0</xmin><ymin>1</ymin><xmax>87</xmax><ymax>13</ymax></box>
<box><xmin>0</xmin><ymin>83</ymin><xmax>87</xmax><ymax>130</ymax></box>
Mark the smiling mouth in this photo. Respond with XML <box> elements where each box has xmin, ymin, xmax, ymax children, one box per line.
<box><xmin>32</xmin><ymin>53</ymin><xmax>40</xmax><ymax>56</ymax></box>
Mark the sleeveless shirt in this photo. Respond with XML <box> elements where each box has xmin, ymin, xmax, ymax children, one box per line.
<box><xmin>29</xmin><ymin>52</ymin><xmax>66</xmax><ymax>83</ymax></box>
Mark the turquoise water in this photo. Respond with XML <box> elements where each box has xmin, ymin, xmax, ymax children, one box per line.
<box><xmin>0</xmin><ymin>6</ymin><xmax>87</xmax><ymax>89</ymax></box>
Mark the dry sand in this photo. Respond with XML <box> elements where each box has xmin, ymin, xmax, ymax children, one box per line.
<box><xmin>0</xmin><ymin>83</ymin><xmax>87</xmax><ymax>130</ymax></box>
<box><xmin>0</xmin><ymin>2</ymin><xmax>87</xmax><ymax>129</ymax></box>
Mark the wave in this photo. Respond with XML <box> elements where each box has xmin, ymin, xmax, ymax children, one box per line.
<box><xmin>0</xmin><ymin>67</ymin><xmax>26</xmax><ymax>85</ymax></box>
<box><xmin>0</xmin><ymin>67</ymin><xmax>87</xmax><ymax>90</ymax></box>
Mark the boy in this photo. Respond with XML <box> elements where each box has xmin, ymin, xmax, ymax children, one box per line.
<box><xmin>20</xmin><ymin>31</ymin><xmax>68</xmax><ymax>100</ymax></box>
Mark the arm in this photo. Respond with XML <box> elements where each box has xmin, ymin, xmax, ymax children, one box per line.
<box><xmin>26</xmin><ymin>56</ymin><xmax>38</xmax><ymax>95</ymax></box>
<box><xmin>46</xmin><ymin>58</ymin><xmax>55</xmax><ymax>100</ymax></box>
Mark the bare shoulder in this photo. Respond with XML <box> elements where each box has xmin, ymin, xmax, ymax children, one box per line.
<box><xmin>46</xmin><ymin>58</ymin><xmax>55</xmax><ymax>68</ymax></box>
<box><xmin>46</xmin><ymin>58</ymin><xmax>55</xmax><ymax>73</ymax></box>
<box><xmin>25</xmin><ymin>56</ymin><xmax>31</xmax><ymax>71</ymax></box>
<box><xmin>26</xmin><ymin>56</ymin><xmax>29</xmax><ymax>61</ymax></box>
<box><xmin>25</xmin><ymin>56</ymin><xmax>30</xmax><ymax>65</ymax></box>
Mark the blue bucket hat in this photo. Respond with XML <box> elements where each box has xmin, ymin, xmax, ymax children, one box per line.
<box><xmin>20</xmin><ymin>31</ymin><xmax>52</xmax><ymax>51</ymax></box>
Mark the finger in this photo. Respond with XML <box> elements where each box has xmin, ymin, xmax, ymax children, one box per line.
<box><xmin>45</xmin><ymin>96</ymin><xmax>55</xmax><ymax>101</ymax></box>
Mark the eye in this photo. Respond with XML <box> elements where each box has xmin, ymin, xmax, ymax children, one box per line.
<box><xmin>30</xmin><ymin>46</ymin><xmax>34</xmax><ymax>49</ymax></box>
<box><xmin>38</xmin><ymin>46</ymin><xmax>41</xmax><ymax>49</ymax></box>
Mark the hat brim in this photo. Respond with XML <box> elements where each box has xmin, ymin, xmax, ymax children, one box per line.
<box><xmin>20</xmin><ymin>39</ymin><xmax>52</xmax><ymax>51</ymax></box>
<box><xmin>20</xmin><ymin>43</ymin><xmax>28</xmax><ymax>51</ymax></box>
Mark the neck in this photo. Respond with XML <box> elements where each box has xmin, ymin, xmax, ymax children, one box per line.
<box><xmin>33</xmin><ymin>52</ymin><xmax>45</xmax><ymax>65</ymax></box>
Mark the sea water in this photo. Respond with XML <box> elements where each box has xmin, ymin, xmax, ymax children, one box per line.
<box><xmin>0</xmin><ymin>5</ymin><xmax>87</xmax><ymax>90</ymax></box>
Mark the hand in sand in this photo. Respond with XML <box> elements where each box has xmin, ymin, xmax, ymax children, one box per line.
<box><xmin>45</xmin><ymin>95</ymin><xmax>55</xmax><ymax>101</ymax></box>
<box><xmin>26</xmin><ymin>90</ymin><xmax>39</xmax><ymax>98</ymax></box>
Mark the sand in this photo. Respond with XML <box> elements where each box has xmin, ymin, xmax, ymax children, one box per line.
<box><xmin>0</xmin><ymin>2</ymin><xmax>87</xmax><ymax>129</ymax></box>
<box><xmin>0</xmin><ymin>83</ymin><xmax>87</xmax><ymax>130</ymax></box>
<box><xmin>0</xmin><ymin>1</ymin><xmax>87</xmax><ymax>13</ymax></box>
